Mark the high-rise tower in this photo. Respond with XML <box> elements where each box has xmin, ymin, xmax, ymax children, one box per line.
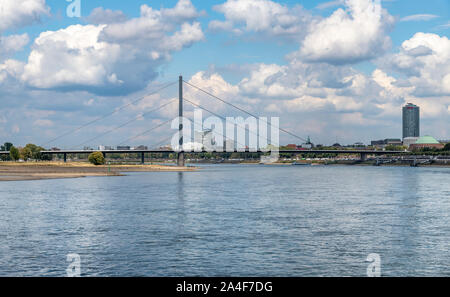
<box><xmin>402</xmin><ymin>103</ymin><xmax>420</xmax><ymax>139</ymax></box>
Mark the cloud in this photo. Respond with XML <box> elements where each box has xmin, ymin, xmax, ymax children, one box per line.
<box><xmin>186</xmin><ymin>71</ymin><xmax>240</xmax><ymax>104</ymax></box>
<box><xmin>210</xmin><ymin>0</ymin><xmax>394</xmax><ymax>64</ymax></box>
<box><xmin>150</xmin><ymin>71</ymin><xmax>243</xmax><ymax>119</ymax></box>
<box><xmin>298</xmin><ymin>0</ymin><xmax>395</xmax><ymax>65</ymax></box>
<box><xmin>316</xmin><ymin>1</ymin><xmax>344</xmax><ymax>10</ymax></box>
<box><xmin>86</xmin><ymin>7</ymin><xmax>128</xmax><ymax>25</ymax></box>
<box><xmin>33</xmin><ymin>119</ymin><xmax>53</xmax><ymax>127</ymax></box>
<box><xmin>21</xmin><ymin>24</ymin><xmax>123</xmax><ymax>92</ymax></box>
<box><xmin>159</xmin><ymin>0</ymin><xmax>204</xmax><ymax>21</ymax></box>
<box><xmin>83</xmin><ymin>99</ymin><xmax>95</xmax><ymax>106</ymax></box>
<box><xmin>209</xmin><ymin>0</ymin><xmax>313</xmax><ymax>40</ymax></box>
<box><xmin>0</xmin><ymin>34</ymin><xmax>29</xmax><ymax>60</ymax></box>
<box><xmin>181</xmin><ymin>67</ymin><xmax>367</xmax><ymax>143</ymax></box>
<box><xmin>180</xmin><ymin>51</ymin><xmax>449</xmax><ymax>143</ymax></box>
<box><xmin>400</xmin><ymin>14</ymin><xmax>439</xmax><ymax>22</ymax></box>
<box><xmin>187</xmin><ymin>60</ymin><xmax>370</xmax><ymax>115</ymax></box>
<box><xmin>4</xmin><ymin>59</ymin><xmax>448</xmax><ymax>147</ymax></box>
<box><xmin>0</xmin><ymin>59</ymin><xmax>25</xmax><ymax>84</ymax></box>
<box><xmin>0</xmin><ymin>0</ymin><xmax>50</xmax><ymax>32</ymax></box>
<box><xmin>2</xmin><ymin>0</ymin><xmax>448</xmax><ymax>146</ymax></box>
<box><xmin>437</xmin><ymin>21</ymin><xmax>450</xmax><ymax>29</ymax></box>
<box><xmin>19</xmin><ymin>0</ymin><xmax>204</xmax><ymax>95</ymax></box>
<box><xmin>12</xmin><ymin>125</ymin><xmax>20</xmax><ymax>134</ymax></box>
<box><xmin>380</xmin><ymin>32</ymin><xmax>450</xmax><ymax>97</ymax></box>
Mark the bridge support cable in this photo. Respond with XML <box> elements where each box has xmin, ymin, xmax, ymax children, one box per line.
<box><xmin>74</xmin><ymin>99</ymin><xmax>177</xmax><ymax>149</ymax></box>
<box><xmin>184</xmin><ymin>117</ymin><xmax>247</xmax><ymax>151</ymax></box>
<box><xmin>147</xmin><ymin>135</ymin><xmax>174</xmax><ymax>150</ymax></box>
<box><xmin>43</xmin><ymin>80</ymin><xmax>178</xmax><ymax>148</ymax></box>
<box><xmin>183</xmin><ymin>80</ymin><xmax>307</xmax><ymax>143</ymax></box>
<box><xmin>116</xmin><ymin>119</ymin><xmax>173</xmax><ymax>147</ymax></box>
<box><xmin>183</xmin><ymin>97</ymin><xmax>270</xmax><ymax>151</ymax></box>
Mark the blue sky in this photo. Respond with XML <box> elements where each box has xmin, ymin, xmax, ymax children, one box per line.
<box><xmin>0</xmin><ymin>0</ymin><xmax>449</xmax><ymax>148</ymax></box>
<box><xmin>27</xmin><ymin>0</ymin><xmax>449</xmax><ymax>79</ymax></box>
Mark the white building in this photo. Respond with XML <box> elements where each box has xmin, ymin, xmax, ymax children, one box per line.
<box><xmin>403</xmin><ymin>137</ymin><xmax>419</xmax><ymax>149</ymax></box>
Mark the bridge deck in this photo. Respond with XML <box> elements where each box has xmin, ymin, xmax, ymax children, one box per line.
<box><xmin>0</xmin><ymin>149</ymin><xmax>406</xmax><ymax>155</ymax></box>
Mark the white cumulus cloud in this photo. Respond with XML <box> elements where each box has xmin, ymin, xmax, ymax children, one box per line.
<box><xmin>381</xmin><ymin>32</ymin><xmax>450</xmax><ymax>97</ymax></box>
<box><xmin>0</xmin><ymin>59</ymin><xmax>25</xmax><ymax>84</ymax></box>
<box><xmin>0</xmin><ymin>34</ymin><xmax>29</xmax><ymax>60</ymax></box>
<box><xmin>298</xmin><ymin>0</ymin><xmax>395</xmax><ymax>64</ymax></box>
<box><xmin>86</xmin><ymin>7</ymin><xmax>128</xmax><ymax>25</ymax></box>
<box><xmin>0</xmin><ymin>0</ymin><xmax>50</xmax><ymax>32</ymax></box>
<box><xmin>20</xmin><ymin>0</ymin><xmax>204</xmax><ymax>95</ymax></box>
<box><xmin>209</xmin><ymin>0</ymin><xmax>313</xmax><ymax>40</ymax></box>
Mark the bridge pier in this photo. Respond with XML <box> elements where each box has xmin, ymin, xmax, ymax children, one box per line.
<box><xmin>177</xmin><ymin>152</ymin><xmax>185</xmax><ymax>167</ymax></box>
<box><xmin>141</xmin><ymin>152</ymin><xmax>145</xmax><ymax>164</ymax></box>
<box><xmin>63</xmin><ymin>153</ymin><xmax>67</xmax><ymax>163</ymax></box>
<box><xmin>360</xmin><ymin>153</ymin><xmax>367</xmax><ymax>162</ymax></box>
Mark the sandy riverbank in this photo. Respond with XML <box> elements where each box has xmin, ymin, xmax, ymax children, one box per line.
<box><xmin>0</xmin><ymin>162</ymin><xmax>195</xmax><ymax>181</ymax></box>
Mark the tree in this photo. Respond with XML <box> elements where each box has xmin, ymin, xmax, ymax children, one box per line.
<box><xmin>88</xmin><ymin>152</ymin><xmax>106</xmax><ymax>165</ymax></box>
<box><xmin>20</xmin><ymin>147</ymin><xmax>33</xmax><ymax>161</ymax></box>
<box><xmin>9</xmin><ymin>146</ymin><xmax>20</xmax><ymax>161</ymax></box>
<box><xmin>385</xmin><ymin>145</ymin><xmax>406</xmax><ymax>151</ymax></box>
<box><xmin>1</xmin><ymin>142</ymin><xmax>13</xmax><ymax>151</ymax></box>
<box><xmin>444</xmin><ymin>143</ymin><xmax>450</xmax><ymax>151</ymax></box>
<box><xmin>23</xmin><ymin>143</ymin><xmax>46</xmax><ymax>160</ymax></box>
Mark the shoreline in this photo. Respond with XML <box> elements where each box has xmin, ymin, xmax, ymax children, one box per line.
<box><xmin>1</xmin><ymin>160</ymin><xmax>448</xmax><ymax>181</ymax></box>
<box><xmin>0</xmin><ymin>162</ymin><xmax>195</xmax><ymax>181</ymax></box>
<box><xmin>189</xmin><ymin>161</ymin><xmax>450</xmax><ymax>167</ymax></box>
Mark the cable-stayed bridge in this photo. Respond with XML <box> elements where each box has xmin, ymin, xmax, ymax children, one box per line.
<box><xmin>0</xmin><ymin>76</ymin><xmax>406</xmax><ymax>164</ymax></box>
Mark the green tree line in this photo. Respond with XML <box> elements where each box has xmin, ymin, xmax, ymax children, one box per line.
<box><xmin>1</xmin><ymin>142</ymin><xmax>51</xmax><ymax>161</ymax></box>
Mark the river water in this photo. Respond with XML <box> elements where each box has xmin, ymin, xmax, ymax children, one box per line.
<box><xmin>0</xmin><ymin>165</ymin><xmax>449</xmax><ymax>276</ymax></box>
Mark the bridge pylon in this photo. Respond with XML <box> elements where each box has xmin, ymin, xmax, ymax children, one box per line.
<box><xmin>177</xmin><ymin>75</ymin><xmax>185</xmax><ymax>167</ymax></box>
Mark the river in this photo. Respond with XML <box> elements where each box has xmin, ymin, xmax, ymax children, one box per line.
<box><xmin>0</xmin><ymin>165</ymin><xmax>449</xmax><ymax>276</ymax></box>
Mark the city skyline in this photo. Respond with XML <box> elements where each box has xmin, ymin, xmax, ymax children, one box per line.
<box><xmin>0</xmin><ymin>0</ymin><xmax>449</xmax><ymax>148</ymax></box>
<box><xmin>0</xmin><ymin>98</ymin><xmax>441</xmax><ymax>149</ymax></box>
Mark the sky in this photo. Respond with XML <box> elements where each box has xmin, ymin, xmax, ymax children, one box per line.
<box><xmin>0</xmin><ymin>0</ymin><xmax>449</xmax><ymax>148</ymax></box>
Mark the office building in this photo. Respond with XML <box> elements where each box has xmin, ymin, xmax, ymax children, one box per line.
<box><xmin>403</xmin><ymin>103</ymin><xmax>420</xmax><ymax>139</ymax></box>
